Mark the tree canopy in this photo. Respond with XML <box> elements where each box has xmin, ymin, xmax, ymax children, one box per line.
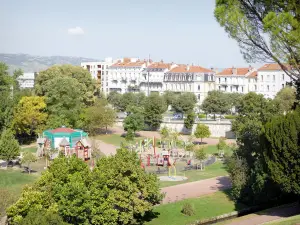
<box><xmin>215</xmin><ymin>0</ymin><xmax>300</xmax><ymax>100</ymax></box>
<box><xmin>7</xmin><ymin>149</ymin><xmax>163</xmax><ymax>224</ymax></box>
<box><xmin>0</xmin><ymin>129</ymin><xmax>20</xmax><ymax>165</ymax></box>
<box><xmin>172</xmin><ymin>93</ymin><xmax>197</xmax><ymax>113</ymax></box>
<box><xmin>194</xmin><ymin>124</ymin><xmax>211</xmax><ymax>143</ymax></box>
<box><xmin>274</xmin><ymin>86</ymin><xmax>296</xmax><ymax>113</ymax></box>
<box><xmin>201</xmin><ymin>91</ymin><xmax>231</xmax><ymax>115</ymax></box>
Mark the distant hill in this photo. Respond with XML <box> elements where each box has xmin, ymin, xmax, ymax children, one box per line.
<box><xmin>0</xmin><ymin>53</ymin><xmax>99</xmax><ymax>74</ymax></box>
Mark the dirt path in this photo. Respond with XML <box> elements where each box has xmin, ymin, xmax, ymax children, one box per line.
<box><xmin>95</xmin><ymin>140</ymin><xmax>117</xmax><ymax>156</ymax></box>
<box><xmin>160</xmin><ymin>176</ymin><xmax>231</xmax><ymax>204</ymax></box>
<box><xmin>222</xmin><ymin>203</ymin><xmax>300</xmax><ymax>225</ymax></box>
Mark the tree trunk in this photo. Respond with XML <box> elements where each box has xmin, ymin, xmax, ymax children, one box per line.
<box><xmin>105</xmin><ymin>126</ymin><xmax>108</xmax><ymax>134</ymax></box>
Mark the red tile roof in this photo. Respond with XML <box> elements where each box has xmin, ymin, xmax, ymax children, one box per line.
<box><xmin>148</xmin><ymin>62</ymin><xmax>172</xmax><ymax>69</ymax></box>
<box><xmin>258</xmin><ymin>63</ymin><xmax>290</xmax><ymax>71</ymax></box>
<box><xmin>168</xmin><ymin>65</ymin><xmax>212</xmax><ymax>73</ymax></box>
<box><xmin>50</xmin><ymin>128</ymin><xmax>76</xmax><ymax>133</ymax></box>
<box><xmin>247</xmin><ymin>71</ymin><xmax>257</xmax><ymax>78</ymax></box>
<box><xmin>111</xmin><ymin>61</ymin><xmax>145</xmax><ymax>67</ymax></box>
<box><xmin>217</xmin><ymin>67</ymin><xmax>251</xmax><ymax>76</ymax></box>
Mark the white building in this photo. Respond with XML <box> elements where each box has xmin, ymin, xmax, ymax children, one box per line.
<box><xmin>107</xmin><ymin>58</ymin><xmax>149</xmax><ymax>94</ymax></box>
<box><xmin>81</xmin><ymin>57</ymin><xmax>117</xmax><ymax>94</ymax></box>
<box><xmin>215</xmin><ymin>67</ymin><xmax>257</xmax><ymax>94</ymax></box>
<box><xmin>141</xmin><ymin>61</ymin><xmax>177</xmax><ymax>95</ymax></box>
<box><xmin>17</xmin><ymin>72</ymin><xmax>36</xmax><ymax>88</ymax></box>
<box><xmin>257</xmin><ymin>64</ymin><xmax>292</xmax><ymax>99</ymax></box>
<box><xmin>164</xmin><ymin>65</ymin><xmax>215</xmax><ymax>104</ymax></box>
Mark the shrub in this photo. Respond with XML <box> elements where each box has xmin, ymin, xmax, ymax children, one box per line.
<box><xmin>181</xmin><ymin>203</ymin><xmax>195</xmax><ymax>216</ymax></box>
<box><xmin>198</xmin><ymin>113</ymin><xmax>206</xmax><ymax>119</ymax></box>
<box><xmin>224</xmin><ymin>115</ymin><xmax>237</xmax><ymax>119</ymax></box>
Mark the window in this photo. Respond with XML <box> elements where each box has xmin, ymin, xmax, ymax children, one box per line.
<box><xmin>230</xmin><ymin>86</ymin><xmax>232</xmax><ymax>92</ymax></box>
<box><xmin>198</xmin><ymin>94</ymin><xmax>200</xmax><ymax>100</ymax></box>
<box><xmin>282</xmin><ymin>83</ymin><xmax>285</xmax><ymax>89</ymax></box>
<box><xmin>225</xmin><ymin>78</ymin><xmax>227</xmax><ymax>83</ymax></box>
<box><xmin>267</xmin><ymin>85</ymin><xmax>270</xmax><ymax>91</ymax></box>
<box><xmin>267</xmin><ymin>75</ymin><xmax>270</xmax><ymax>81</ymax></box>
<box><xmin>189</xmin><ymin>84</ymin><xmax>192</xmax><ymax>91</ymax></box>
<box><xmin>242</xmin><ymin>87</ymin><xmax>244</xmax><ymax>92</ymax></box>
<box><xmin>218</xmin><ymin>86</ymin><xmax>221</xmax><ymax>90</ymax></box>
<box><xmin>198</xmin><ymin>85</ymin><xmax>200</xmax><ymax>91</ymax></box>
<box><xmin>261</xmin><ymin>75</ymin><xmax>263</xmax><ymax>81</ymax></box>
<box><xmin>219</xmin><ymin>78</ymin><xmax>221</xmax><ymax>83</ymax></box>
<box><xmin>282</xmin><ymin>74</ymin><xmax>284</xmax><ymax>81</ymax></box>
<box><xmin>273</xmin><ymin>75</ymin><xmax>275</xmax><ymax>82</ymax></box>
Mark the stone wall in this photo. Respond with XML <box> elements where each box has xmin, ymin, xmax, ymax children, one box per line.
<box><xmin>115</xmin><ymin>119</ymin><xmax>235</xmax><ymax>139</ymax></box>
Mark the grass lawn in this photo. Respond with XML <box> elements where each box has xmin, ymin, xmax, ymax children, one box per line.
<box><xmin>21</xmin><ymin>146</ymin><xmax>37</xmax><ymax>153</ymax></box>
<box><xmin>265</xmin><ymin>215</ymin><xmax>300</xmax><ymax>225</ymax></box>
<box><xmin>0</xmin><ymin>169</ymin><xmax>38</xmax><ymax>193</ymax></box>
<box><xmin>145</xmin><ymin>190</ymin><xmax>247</xmax><ymax>225</ymax></box>
<box><xmin>159</xmin><ymin>161</ymin><xmax>228</xmax><ymax>188</ymax></box>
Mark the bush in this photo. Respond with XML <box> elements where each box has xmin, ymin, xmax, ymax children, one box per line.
<box><xmin>224</xmin><ymin>115</ymin><xmax>237</xmax><ymax>119</ymax></box>
<box><xmin>198</xmin><ymin>113</ymin><xmax>206</xmax><ymax>119</ymax></box>
<box><xmin>181</xmin><ymin>203</ymin><xmax>195</xmax><ymax>216</ymax></box>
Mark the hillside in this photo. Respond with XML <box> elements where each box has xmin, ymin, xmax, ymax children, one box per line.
<box><xmin>0</xmin><ymin>53</ymin><xmax>99</xmax><ymax>74</ymax></box>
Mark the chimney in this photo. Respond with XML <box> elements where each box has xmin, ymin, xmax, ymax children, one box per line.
<box><xmin>160</xmin><ymin>59</ymin><xmax>164</xmax><ymax>63</ymax></box>
<box><xmin>232</xmin><ymin>66</ymin><xmax>237</xmax><ymax>75</ymax></box>
<box><xmin>248</xmin><ymin>65</ymin><xmax>252</xmax><ymax>71</ymax></box>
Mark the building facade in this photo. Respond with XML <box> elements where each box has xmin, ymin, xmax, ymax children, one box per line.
<box><xmin>215</xmin><ymin>67</ymin><xmax>257</xmax><ymax>94</ymax></box>
<box><xmin>257</xmin><ymin>64</ymin><xmax>292</xmax><ymax>99</ymax></box>
<box><xmin>164</xmin><ymin>65</ymin><xmax>215</xmax><ymax>104</ymax></box>
<box><xmin>81</xmin><ymin>57</ymin><xmax>117</xmax><ymax>94</ymax></box>
<box><xmin>17</xmin><ymin>72</ymin><xmax>36</xmax><ymax>88</ymax></box>
<box><xmin>107</xmin><ymin>58</ymin><xmax>148</xmax><ymax>94</ymax></box>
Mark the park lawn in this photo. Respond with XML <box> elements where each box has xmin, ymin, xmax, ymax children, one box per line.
<box><xmin>265</xmin><ymin>215</ymin><xmax>300</xmax><ymax>225</ymax></box>
<box><xmin>159</xmin><ymin>161</ymin><xmax>228</xmax><ymax>188</ymax></box>
<box><xmin>203</xmin><ymin>145</ymin><xmax>234</xmax><ymax>156</ymax></box>
<box><xmin>0</xmin><ymin>169</ymin><xmax>38</xmax><ymax>193</ymax></box>
<box><xmin>146</xmin><ymin>190</ymin><xmax>247</xmax><ymax>225</ymax></box>
<box><xmin>21</xmin><ymin>146</ymin><xmax>37</xmax><ymax>153</ymax></box>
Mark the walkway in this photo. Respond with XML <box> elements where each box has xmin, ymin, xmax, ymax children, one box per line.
<box><xmin>160</xmin><ymin>176</ymin><xmax>231</xmax><ymax>204</ymax></box>
<box><xmin>222</xmin><ymin>203</ymin><xmax>300</xmax><ymax>225</ymax></box>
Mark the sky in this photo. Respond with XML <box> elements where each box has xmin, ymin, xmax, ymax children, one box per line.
<box><xmin>0</xmin><ymin>0</ymin><xmax>257</xmax><ymax>68</ymax></box>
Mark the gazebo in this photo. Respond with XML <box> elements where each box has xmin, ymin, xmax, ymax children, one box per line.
<box><xmin>41</xmin><ymin>127</ymin><xmax>91</xmax><ymax>161</ymax></box>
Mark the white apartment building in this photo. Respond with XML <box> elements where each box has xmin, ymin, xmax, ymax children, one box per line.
<box><xmin>215</xmin><ymin>67</ymin><xmax>257</xmax><ymax>94</ymax></box>
<box><xmin>81</xmin><ymin>57</ymin><xmax>117</xmax><ymax>94</ymax></box>
<box><xmin>141</xmin><ymin>61</ymin><xmax>177</xmax><ymax>95</ymax></box>
<box><xmin>257</xmin><ymin>64</ymin><xmax>292</xmax><ymax>99</ymax></box>
<box><xmin>107</xmin><ymin>58</ymin><xmax>148</xmax><ymax>94</ymax></box>
<box><xmin>164</xmin><ymin>65</ymin><xmax>215</xmax><ymax>104</ymax></box>
<box><xmin>17</xmin><ymin>72</ymin><xmax>36</xmax><ymax>88</ymax></box>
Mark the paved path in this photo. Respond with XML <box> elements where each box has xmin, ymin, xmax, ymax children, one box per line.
<box><xmin>222</xmin><ymin>203</ymin><xmax>300</xmax><ymax>225</ymax></box>
<box><xmin>160</xmin><ymin>176</ymin><xmax>231</xmax><ymax>204</ymax></box>
<box><xmin>94</xmin><ymin>140</ymin><xmax>117</xmax><ymax>156</ymax></box>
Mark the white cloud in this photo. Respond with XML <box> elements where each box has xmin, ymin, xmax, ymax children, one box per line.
<box><xmin>67</xmin><ymin>26</ymin><xmax>84</xmax><ymax>35</ymax></box>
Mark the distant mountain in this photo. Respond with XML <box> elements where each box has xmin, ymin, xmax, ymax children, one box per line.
<box><xmin>0</xmin><ymin>53</ymin><xmax>99</xmax><ymax>74</ymax></box>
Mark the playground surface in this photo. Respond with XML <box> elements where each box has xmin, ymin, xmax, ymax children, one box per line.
<box><xmin>161</xmin><ymin>176</ymin><xmax>231</xmax><ymax>204</ymax></box>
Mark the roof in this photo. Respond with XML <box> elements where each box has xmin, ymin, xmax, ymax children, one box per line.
<box><xmin>110</xmin><ymin>60</ymin><xmax>146</xmax><ymax>68</ymax></box>
<box><xmin>217</xmin><ymin>67</ymin><xmax>251</xmax><ymax>76</ymax></box>
<box><xmin>147</xmin><ymin>62</ymin><xmax>171</xmax><ymax>69</ymax></box>
<box><xmin>59</xmin><ymin>138</ymin><xmax>70</xmax><ymax>146</ymax></box>
<box><xmin>50</xmin><ymin>127</ymin><xmax>76</xmax><ymax>133</ymax></box>
<box><xmin>37</xmin><ymin>138</ymin><xmax>46</xmax><ymax>144</ymax></box>
<box><xmin>247</xmin><ymin>71</ymin><xmax>257</xmax><ymax>78</ymax></box>
<box><xmin>258</xmin><ymin>63</ymin><xmax>290</xmax><ymax>71</ymax></box>
<box><xmin>18</xmin><ymin>73</ymin><xmax>35</xmax><ymax>80</ymax></box>
<box><xmin>168</xmin><ymin>65</ymin><xmax>213</xmax><ymax>73</ymax></box>
<box><xmin>79</xmin><ymin>138</ymin><xmax>91</xmax><ymax>147</ymax></box>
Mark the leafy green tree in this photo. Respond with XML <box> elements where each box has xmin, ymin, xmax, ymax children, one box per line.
<box><xmin>20</xmin><ymin>209</ymin><xmax>69</xmax><ymax>225</ymax></box>
<box><xmin>144</xmin><ymin>93</ymin><xmax>167</xmax><ymax>130</ymax></box>
<box><xmin>12</xmin><ymin>96</ymin><xmax>47</xmax><ymax>136</ymax></box>
<box><xmin>227</xmin><ymin>93</ymin><xmax>243</xmax><ymax>114</ymax></box>
<box><xmin>172</xmin><ymin>92</ymin><xmax>197</xmax><ymax>113</ymax></box>
<box><xmin>35</xmin><ymin>65</ymin><xmax>95</xmax><ymax>105</ymax></box>
<box><xmin>107</xmin><ymin>91</ymin><xmax>123</xmax><ymax>111</ymax></box>
<box><xmin>194</xmin><ymin>147</ymin><xmax>207</xmax><ymax>170</ymax></box>
<box><xmin>0</xmin><ymin>129</ymin><xmax>20</xmax><ymax>167</ymax></box>
<box><xmin>125</xmin><ymin>129</ymin><xmax>135</xmax><ymax>142</ymax></box>
<box><xmin>123</xmin><ymin>111</ymin><xmax>144</xmax><ymax>134</ymax></box>
<box><xmin>120</xmin><ymin>92</ymin><xmax>137</xmax><ymax>112</ymax></box>
<box><xmin>201</xmin><ymin>91</ymin><xmax>231</xmax><ymax>116</ymax></box>
<box><xmin>90</xmin><ymin>148</ymin><xmax>163</xmax><ymax>224</ymax></box>
<box><xmin>262</xmin><ymin>109</ymin><xmax>300</xmax><ymax>195</ymax></box>
<box><xmin>214</xmin><ymin>0</ymin><xmax>300</xmax><ymax>101</ymax></box>
<box><xmin>217</xmin><ymin>137</ymin><xmax>227</xmax><ymax>151</ymax></box>
<box><xmin>21</xmin><ymin>152</ymin><xmax>38</xmax><ymax>174</ymax></box>
<box><xmin>194</xmin><ymin>124</ymin><xmax>211</xmax><ymax>143</ymax></box>
<box><xmin>84</xmin><ymin>99</ymin><xmax>116</xmax><ymax>135</ymax></box>
<box><xmin>274</xmin><ymin>86</ymin><xmax>296</xmax><ymax>113</ymax></box>
<box><xmin>44</xmin><ymin>76</ymin><xmax>85</xmax><ymax>128</ymax></box>
<box><xmin>184</xmin><ymin>110</ymin><xmax>196</xmax><ymax>130</ymax></box>
<box><xmin>162</xmin><ymin>91</ymin><xmax>177</xmax><ymax>107</ymax></box>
